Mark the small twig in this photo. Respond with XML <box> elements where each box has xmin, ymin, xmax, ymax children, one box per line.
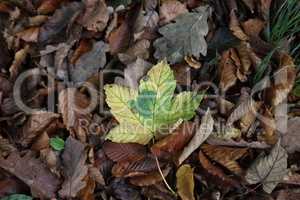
<box><xmin>154</xmin><ymin>155</ymin><xmax>177</xmax><ymax>195</ymax></box>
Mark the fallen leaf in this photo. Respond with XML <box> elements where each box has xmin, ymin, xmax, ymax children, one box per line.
<box><xmin>242</xmin><ymin>18</ymin><xmax>265</xmax><ymax>37</ymax></box>
<box><xmin>16</xmin><ymin>27</ymin><xmax>39</xmax><ymax>42</ymax></box>
<box><xmin>115</xmin><ymin>58</ymin><xmax>151</xmax><ymax>89</ymax></box>
<box><xmin>38</xmin><ymin>2</ymin><xmax>84</xmax><ymax>44</ymax></box>
<box><xmin>59</xmin><ymin>136</ymin><xmax>88</xmax><ymax>198</ymax></box>
<box><xmin>9</xmin><ymin>45</ymin><xmax>30</xmax><ymax>81</ymax></box>
<box><xmin>0</xmin><ymin>152</ymin><xmax>60</xmax><ymax>198</ymax></box>
<box><xmin>207</xmin><ymin>137</ymin><xmax>270</xmax><ymax>149</ymax></box>
<box><xmin>37</xmin><ymin>0</ymin><xmax>65</xmax><ymax>14</ymax></box>
<box><xmin>19</xmin><ymin>111</ymin><xmax>60</xmax><ymax>147</ymax></box>
<box><xmin>260</xmin><ymin>0</ymin><xmax>272</xmax><ymax>20</ymax></box>
<box><xmin>201</xmin><ymin>144</ymin><xmax>247</xmax><ymax>175</ymax></box>
<box><xmin>261</xmin><ymin>106</ymin><xmax>277</xmax><ymax>145</ymax></box>
<box><xmin>118</xmin><ymin>39</ymin><xmax>150</xmax><ymax>65</ymax></box>
<box><xmin>229</xmin><ymin>10</ymin><xmax>248</xmax><ymax>41</ymax></box>
<box><xmin>154</xmin><ymin>6</ymin><xmax>210</xmax><ymax>64</ymax></box>
<box><xmin>130</xmin><ymin>167</ymin><xmax>171</xmax><ymax>186</ymax></box>
<box><xmin>109</xmin><ymin>178</ymin><xmax>142</xmax><ymax>200</ymax></box>
<box><xmin>112</xmin><ymin>155</ymin><xmax>159</xmax><ymax>177</ymax></box>
<box><xmin>79</xmin><ymin>0</ymin><xmax>109</xmax><ymax>32</ymax></box>
<box><xmin>70</xmin><ymin>41</ymin><xmax>109</xmax><ymax>83</ymax></box>
<box><xmin>281</xmin><ymin>117</ymin><xmax>300</xmax><ymax>153</ymax></box>
<box><xmin>142</xmin><ymin>185</ymin><xmax>175</xmax><ymax>200</ymax></box>
<box><xmin>176</xmin><ymin>164</ymin><xmax>195</xmax><ymax>200</ymax></box>
<box><xmin>151</xmin><ymin>122</ymin><xmax>195</xmax><ymax>158</ymax></box>
<box><xmin>219</xmin><ymin>49</ymin><xmax>237</xmax><ymax>92</ymax></box>
<box><xmin>159</xmin><ymin>0</ymin><xmax>188</xmax><ymax>25</ymax></box>
<box><xmin>103</xmin><ymin>141</ymin><xmax>147</xmax><ymax>162</ymax></box>
<box><xmin>0</xmin><ymin>34</ymin><xmax>11</xmax><ymax>69</ymax></box>
<box><xmin>199</xmin><ymin>151</ymin><xmax>240</xmax><ymax>189</ymax></box>
<box><xmin>78</xmin><ymin>176</ymin><xmax>95</xmax><ymax>200</ymax></box>
<box><xmin>245</xmin><ymin>142</ymin><xmax>288</xmax><ymax>193</ymax></box>
<box><xmin>276</xmin><ymin>190</ymin><xmax>300</xmax><ymax>200</ymax></box>
<box><xmin>172</xmin><ymin>63</ymin><xmax>192</xmax><ymax>85</ymax></box>
<box><xmin>227</xmin><ymin>97</ymin><xmax>257</xmax><ymax>127</ymax></box>
<box><xmin>70</xmin><ymin>39</ymin><xmax>92</xmax><ymax>64</ymax></box>
<box><xmin>270</xmin><ymin>53</ymin><xmax>296</xmax><ymax>106</ymax></box>
<box><xmin>242</xmin><ymin>0</ymin><xmax>255</xmax><ymax>12</ymax></box>
<box><xmin>240</xmin><ymin>101</ymin><xmax>262</xmax><ymax>133</ymax></box>
<box><xmin>178</xmin><ymin>109</ymin><xmax>214</xmax><ymax>164</ymax></box>
<box><xmin>236</xmin><ymin>41</ymin><xmax>252</xmax><ymax>76</ymax></box>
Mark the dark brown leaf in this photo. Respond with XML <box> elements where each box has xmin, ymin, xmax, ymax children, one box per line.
<box><xmin>79</xmin><ymin>0</ymin><xmax>109</xmax><ymax>32</ymax></box>
<box><xmin>37</xmin><ymin>0</ymin><xmax>65</xmax><ymax>14</ymax></box>
<box><xmin>38</xmin><ymin>2</ymin><xmax>84</xmax><ymax>44</ymax></box>
<box><xmin>103</xmin><ymin>141</ymin><xmax>147</xmax><ymax>162</ymax></box>
<box><xmin>151</xmin><ymin>122</ymin><xmax>195</xmax><ymax>158</ymax></box>
<box><xmin>59</xmin><ymin>136</ymin><xmax>88</xmax><ymax>198</ymax></box>
<box><xmin>0</xmin><ymin>152</ymin><xmax>60</xmax><ymax>198</ymax></box>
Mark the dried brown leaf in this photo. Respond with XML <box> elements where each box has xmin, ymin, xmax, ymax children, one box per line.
<box><xmin>59</xmin><ymin>136</ymin><xmax>88</xmax><ymax>198</ymax></box>
<box><xmin>130</xmin><ymin>167</ymin><xmax>171</xmax><ymax>186</ymax></box>
<box><xmin>112</xmin><ymin>156</ymin><xmax>159</xmax><ymax>177</ymax></box>
<box><xmin>37</xmin><ymin>0</ymin><xmax>65</xmax><ymax>14</ymax></box>
<box><xmin>229</xmin><ymin>10</ymin><xmax>248</xmax><ymax>41</ymax></box>
<box><xmin>159</xmin><ymin>0</ymin><xmax>188</xmax><ymax>25</ymax></box>
<box><xmin>0</xmin><ymin>152</ymin><xmax>60</xmax><ymax>198</ymax></box>
<box><xmin>261</xmin><ymin>107</ymin><xmax>277</xmax><ymax>145</ymax></box>
<box><xmin>242</xmin><ymin>18</ymin><xmax>265</xmax><ymax>37</ymax></box>
<box><xmin>103</xmin><ymin>141</ymin><xmax>147</xmax><ymax>162</ymax></box>
<box><xmin>16</xmin><ymin>27</ymin><xmax>39</xmax><ymax>42</ymax></box>
<box><xmin>281</xmin><ymin>117</ymin><xmax>300</xmax><ymax>153</ymax></box>
<box><xmin>19</xmin><ymin>111</ymin><xmax>60</xmax><ymax>147</ymax></box>
<box><xmin>270</xmin><ymin>54</ymin><xmax>296</xmax><ymax>106</ymax></box>
<box><xmin>198</xmin><ymin>151</ymin><xmax>240</xmax><ymax>189</ymax></box>
<box><xmin>219</xmin><ymin>49</ymin><xmax>237</xmax><ymax>92</ymax></box>
<box><xmin>9</xmin><ymin>45</ymin><xmax>30</xmax><ymax>80</ymax></box>
<box><xmin>201</xmin><ymin>144</ymin><xmax>248</xmax><ymax>175</ymax></box>
<box><xmin>79</xmin><ymin>0</ymin><xmax>109</xmax><ymax>32</ymax></box>
<box><xmin>151</xmin><ymin>122</ymin><xmax>195</xmax><ymax>158</ymax></box>
<box><xmin>70</xmin><ymin>39</ymin><xmax>92</xmax><ymax>64</ymax></box>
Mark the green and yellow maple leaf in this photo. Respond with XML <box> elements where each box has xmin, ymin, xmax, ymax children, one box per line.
<box><xmin>104</xmin><ymin>60</ymin><xmax>203</xmax><ymax>145</ymax></box>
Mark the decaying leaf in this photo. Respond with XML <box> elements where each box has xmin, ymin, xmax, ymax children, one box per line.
<box><xmin>151</xmin><ymin>122</ymin><xmax>195</xmax><ymax>158</ymax></box>
<box><xmin>201</xmin><ymin>144</ymin><xmax>247</xmax><ymax>175</ymax></box>
<box><xmin>241</xmin><ymin>18</ymin><xmax>265</xmax><ymax>37</ymax></box>
<box><xmin>176</xmin><ymin>164</ymin><xmax>195</xmax><ymax>200</ymax></box>
<box><xmin>207</xmin><ymin>137</ymin><xmax>270</xmax><ymax>149</ymax></box>
<box><xmin>159</xmin><ymin>0</ymin><xmax>188</xmax><ymax>25</ymax></box>
<box><xmin>229</xmin><ymin>10</ymin><xmax>248</xmax><ymax>41</ymax></box>
<box><xmin>58</xmin><ymin>88</ymin><xmax>93</xmax><ymax>141</ymax></box>
<box><xmin>19</xmin><ymin>111</ymin><xmax>60</xmax><ymax>147</ymax></box>
<box><xmin>118</xmin><ymin>40</ymin><xmax>150</xmax><ymax>65</ymax></box>
<box><xmin>281</xmin><ymin>117</ymin><xmax>300</xmax><ymax>153</ymax></box>
<box><xmin>198</xmin><ymin>151</ymin><xmax>240</xmax><ymax>189</ymax></box>
<box><xmin>245</xmin><ymin>142</ymin><xmax>288</xmax><ymax>193</ymax></box>
<box><xmin>38</xmin><ymin>2</ymin><xmax>84</xmax><ymax>43</ymax></box>
<box><xmin>59</xmin><ymin>137</ymin><xmax>88</xmax><ymax>198</ymax></box>
<box><xmin>79</xmin><ymin>0</ymin><xmax>109</xmax><ymax>32</ymax></box>
<box><xmin>16</xmin><ymin>27</ymin><xmax>39</xmax><ymax>42</ymax></box>
<box><xmin>178</xmin><ymin>109</ymin><xmax>214</xmax><ymax>164</ymax></box>
<box><xmin>130</xmin><ymin>167</ymin><xmax>171</xmax><ymax>186</ymax></box>
<box><xmin>154</xmin><ymin>6</ymin><xmax>210</xmax><ymax>64</ymax></box>
<box><xmin>71</xmin><ymin>41</ymin><xmax>109</xmax><ymax>83</ymax></box>
<box><xmin>219</xmin><ymin>49</ymin><xmax>238</xmax><ymax>92</ymax></box>
<box><xmin>109</xmin><ymin>178</ymin><xmax>142</xmax><ymax>200</ymax></box>
<box><xmin>270</xmin><ymin>54</ymin><xmax>296</xmax><ymax>106</ymax></box>
<box><xmin>9</xmin><ymin>45</ymin><xmax>30</xmax><ymax>80</ymax></box>
<box><xmin>261</xmin><ymin>106</ymin><xmax>277</xmax><ymax>145</ymax></box>
<box><xmin>115</xmin><ymin>58</ymin><xmax>151</xmax><ymax>89</ymax></box>
<box><xmin>37</xmin><ymin>0</ymin><xmax>65</xmax><ymax>14</ymax></box>
<box><xmin>70</xmin><ymin>39</ymin><xmax>92</xmax><ymax>64</ymax></box>
<box><xmin>0</xmin><ymin>152</ymin><xmax>60</xmax><ymax>198</ymax></box>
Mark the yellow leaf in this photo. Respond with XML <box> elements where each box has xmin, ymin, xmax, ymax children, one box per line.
<box><xmin>176</xmin><ymin>164</ymin><xmax>195</xmax><ymax>200</ymax></box>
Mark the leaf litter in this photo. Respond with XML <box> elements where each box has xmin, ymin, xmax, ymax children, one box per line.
<box><xmin>0</xmin><ymin>0</ymin><xmax>299</xmax><ymax>199</ymax></box>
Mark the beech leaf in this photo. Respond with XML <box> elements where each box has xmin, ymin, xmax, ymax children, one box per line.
<box><xmin>154</xmin><ymin>6</ymin><xmax>210</xmax><ymax>64</ymax></box>
<box><xmin>245</xmin><ymin>142</ymin><xmax>288</xmax><ymax>193</ymax></box>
